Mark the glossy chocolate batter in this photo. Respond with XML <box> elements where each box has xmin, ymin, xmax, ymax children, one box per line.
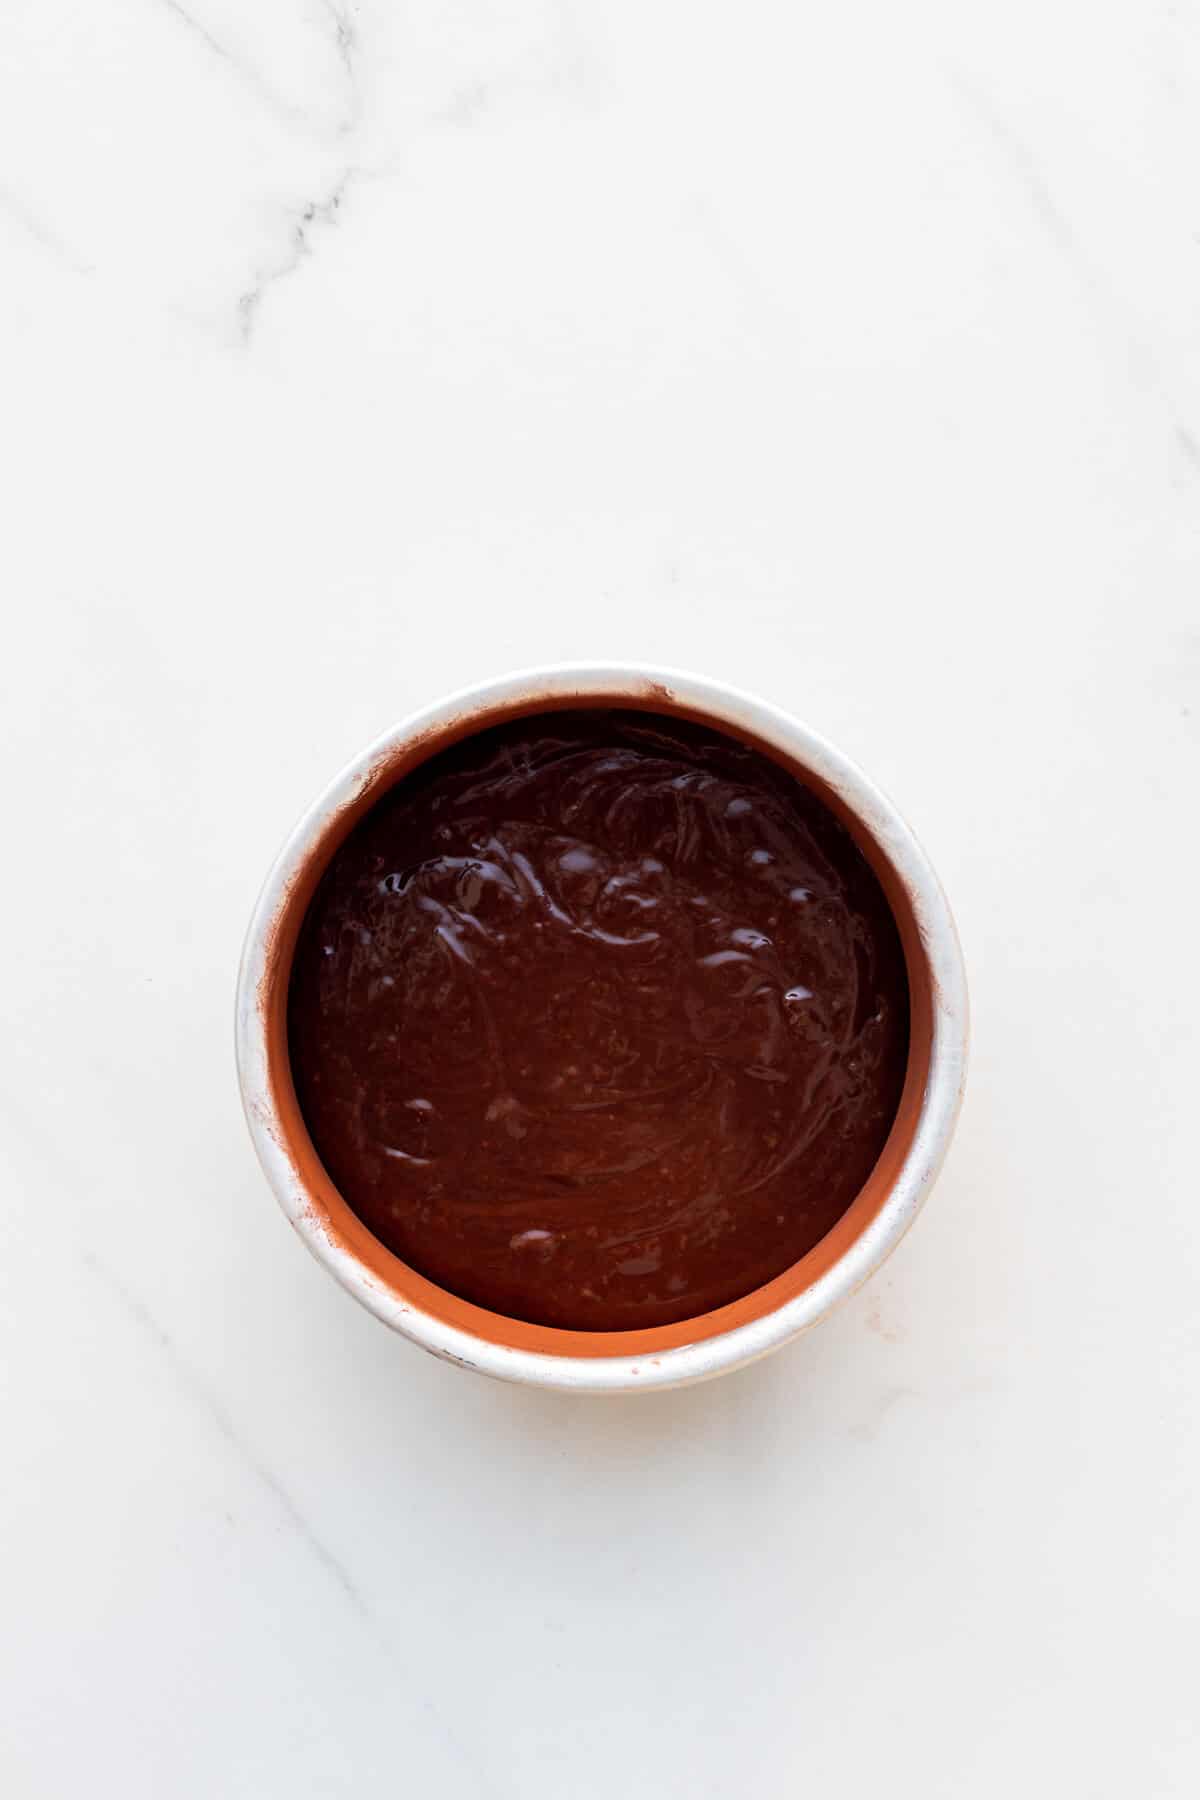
<box><xmin>288</xmin><ymin>711</ymin><xmax>909</xmax><ymax>1331</ymax></box>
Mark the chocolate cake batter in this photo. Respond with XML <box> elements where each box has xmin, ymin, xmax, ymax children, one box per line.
<box><xmin>288</xmin><ymin>711</ymin><xmax>909</xmax><ymax>1331</ymax></box>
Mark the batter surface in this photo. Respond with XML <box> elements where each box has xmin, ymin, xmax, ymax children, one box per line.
<box><xmin>288</xmin><ymin>711</ymin><xmax>909</xmax><ymax>1330</ymax></box>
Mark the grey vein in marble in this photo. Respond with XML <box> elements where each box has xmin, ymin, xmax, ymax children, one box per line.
<box><xmin>320</xmin><ymin>0</ymin><xmax>359</xmax><ymax>112</ymax></box>
<box><xmin>79</xmin><ymin>1244</ymin><xmax>510</xmax><ymax>1796</ymax></box>
<box><xmin>0</xmin><ymin>183</ymin><xmax>91</xmax><ymax>274</ymax></box>
<box><xmin>161</xmin><ymin>0</ymin><xmax>228</xmax><ymax>66</ymax></box>
<box><xmin>310</xmin><ymin>0</ymin><xmax>362</xmax><ymax>136</ymax></box>
<box><xmin>82</xmin><ymin>1247</ymin><xmax>371</xmax><ymax>1616</ymax></box>
<box><xmin>236</xmin><ymin>167</ymin><xmax>356</xmax><ymax>342</ymax></box>
<box><xmin>161</xmin><ymin>0</ymin><xmax>357</xmax><ymax>138</ymax></box>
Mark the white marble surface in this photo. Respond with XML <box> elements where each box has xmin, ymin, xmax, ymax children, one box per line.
<box><xmin>2</xmin><ymin>3</ymin><xmax>1198</xmax><ymax>1794</ymax></box>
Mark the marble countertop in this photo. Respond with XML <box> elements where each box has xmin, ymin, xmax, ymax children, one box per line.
<box><xmin>2</xmin><ymin>3</ymin><xmax>1198</xmax><ymax>1795</ymax></box>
